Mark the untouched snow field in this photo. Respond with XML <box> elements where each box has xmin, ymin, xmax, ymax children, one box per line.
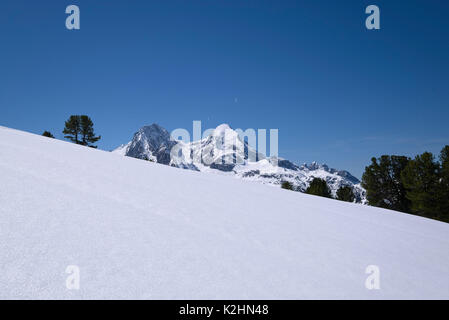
<box><xmin>1</xmin><ymin>126</ymin><xmax>449</xmax><ymax>299</ymax></box>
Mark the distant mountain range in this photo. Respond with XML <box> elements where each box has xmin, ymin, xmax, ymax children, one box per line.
<box><xmin>113</xmin><ymin>123</ymin><xmax>366</xmax><ymax>203</ymax></box>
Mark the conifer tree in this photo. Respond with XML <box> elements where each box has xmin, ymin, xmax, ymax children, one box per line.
<box><xmin>63</xmin><ymin>115</ymin><xmax>101</xmax><ymax>148</ymax></box>
<box><xmin>362</xmin><ymin>155</ymin><xmax>410</xmax><ymax>212</ymax></box>
<box><xmin>79</xmin><ymin>115</ymin><xmax>101</xmax><ymax>148</ymax></box>
<box><xmin>281</xmin><ymin>181</ymin><xmax>294</xmax><ymax>191</ymax></box>
<box><xmin>63</xmin><ymin>115</ymin><xmax>82</xmax><ymax>144</ymax></box>
<box><xmin>42</xmin><ymin>131</ymin><xmax>55</xmax><ymax>138</ymax></box>
<box><xmin>401</xmin><ymin>152</ymin><xmax>440</xmax><ymax>219</ymax></box>
<box><xmin>336</xmin><ymin>186</ymin><xmax>355</xmax><ymax>202</ymax></box>
<box><xmin>306</xmin><ymin>178</ymin><xmax>332</xmax><ymax>198</ymax></box>
<box><xmin>436</xmin><ymin>146</ymin><xmax>449</xmax><ymax>221</ymax></box>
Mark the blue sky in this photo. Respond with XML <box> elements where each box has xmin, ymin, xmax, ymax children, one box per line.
<box><xmin>1</xmin><ymin>0</ymin><xmax>449</xmax><ymax>177</ymax></box>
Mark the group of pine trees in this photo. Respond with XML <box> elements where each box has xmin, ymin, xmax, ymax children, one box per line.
<box><xmin>281</xmin><ymin>147</ymin><xmax>449</xmax><ymax>223</ymax></box>
<box><xmin>362</xmin><ymin>146</ymin><xmax>449</xmax><ymax>222</ymax></box>
<box><xmin>42</xmin><ymin>115</ymin><xmax>101</xmax><ymax>148</ymax></box>
<box><xmin>281</xmin><ymin>178</ymin><xmax>356</xmax><ymax>203</ymax></box>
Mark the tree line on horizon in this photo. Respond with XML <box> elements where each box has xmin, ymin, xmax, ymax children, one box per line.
<box><xmin>281</xmin><ymin>179</ymin><xmax>356</xmax><ymax>203</ymax></box>
<box><xmin>361</xmin><ymin>146</ymin><xmax>449</xmax><ymax>223</ymax></box>
<box><xmin>281</xmin><ymin>146</ymin><xmax>449</xmax><ymax>223</ymax></box>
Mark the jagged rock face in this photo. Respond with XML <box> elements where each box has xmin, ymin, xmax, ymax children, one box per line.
<box><xmin>300</xmin><ymin>162</ymin><xmax>361</xmax><ymax>185</ymax></box>
<box><xmin>113</xmin><ymin>123</ymin><xmax>367</xmax><ymax>203</ymax></box>
<box><xmin>118</xmin><ymin>124</ymin><xmax>178</xmax><ymax>165</ymax></box>
<box><xmin>277</xmin><ymin>159</ymin><xmax>300</xmax><ymax>171</ymax></box>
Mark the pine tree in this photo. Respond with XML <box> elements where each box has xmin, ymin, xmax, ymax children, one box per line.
<box><xmin>436</xmin><ymin>146</ymin><xmax>449</xmax><ymax>221</ymax></box>
<box><xmin>42</xmin><ymin>131</ymin><xmax>55</xmax><ymax>138</ymax></box>
<box><xmin>336</xmin><ymin>186</ymin><xmax>355</xmax><ymax>202</ymax></box>
<box><xmin>63</xmin><ymin>115</ymin><xmax>81</xmax><ymax>144</ymax></box>
<box><xmin>306</xmin><ymin>178</ymin><xmax>332</xmax><ymax>198</ymax></box>
<box><xmin>281</xmin><ymin>181</ymin><xmax>294</xmax><ymax>191</ymax></box>
<box><xmin>401</xmin><ymin>152</ymin><xmax>440</xmax><ymax>219</ymax></box>
<box><xmin>63</xmin><ymin>115</ymin><xmax>101</xmax><ymax>147</ymax></box>
<box><xmin>361</xmin><ymin>155</ymin><xmax>410</xmax><ymax>212</ymax></box>
<box><xmin>79</xmin><ymin>115</ymin><xmax>101</xmax><ymax>148</ymax></box>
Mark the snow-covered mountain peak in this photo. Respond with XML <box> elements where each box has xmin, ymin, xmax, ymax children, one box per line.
<box><xmin>302</xmin><ymin>161</ymin><xmax>325</xmax><ymax>171</ymax></box>
<box><xmin>210</xmin><ymin>123</ymin><xmax>240</xmax><ymax>143</ymax></box>
<box><xmin>214</xmin><ymin>123</ymin><xmax>232</xmax><ymax>133</ymax></box>
<box><xmin>114</xmin><ymin>123</ymin><xmax>176</xmax><ymax>164</ymax></box>
<box><xmin>136</xmin><ymin>123</ymin><xmax>173</xmax><ymax>145</ymax></box>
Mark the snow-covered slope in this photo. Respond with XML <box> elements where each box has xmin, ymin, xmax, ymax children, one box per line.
<box><xmin>1</xmin><ymin>125</ymin><xmax>449</xmax><ymax>299</ymax></box>
<box><xmin>114</xmin><ymin>124</ymin><xmax>366</xmax><ymax>202</ymax></box>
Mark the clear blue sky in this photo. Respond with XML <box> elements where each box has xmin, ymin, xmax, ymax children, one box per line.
<box><xmin>1</xmin><ymin>0</ymin><xmax>449</xmax><ymax>177</ymax></box>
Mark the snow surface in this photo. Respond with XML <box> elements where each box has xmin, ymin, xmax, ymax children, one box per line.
<box><xmin>1</xmin><ymin>125</ymin><xmax>449</xmax><ymax>299</ymax></box>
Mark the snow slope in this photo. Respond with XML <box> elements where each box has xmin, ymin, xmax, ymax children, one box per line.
<box><xmin>1</xmin><ymin>125</ymin><xmax>449</xmax><ymax>299</ymax></box>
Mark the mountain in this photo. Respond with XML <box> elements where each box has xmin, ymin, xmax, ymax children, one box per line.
<box><xmin>113</xmin><ymin>124</ymin><xmax>177</xmax><ymax>164</ymax></box>
<box><xmin>114</xmin><ymin>123</ymin><xmax>366</xmax><ymax>202</ymax></box>
<box><xmin>2</xmin><ymin>125</ymin><xmax>449</xmax><ymax>299</ymax></box>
